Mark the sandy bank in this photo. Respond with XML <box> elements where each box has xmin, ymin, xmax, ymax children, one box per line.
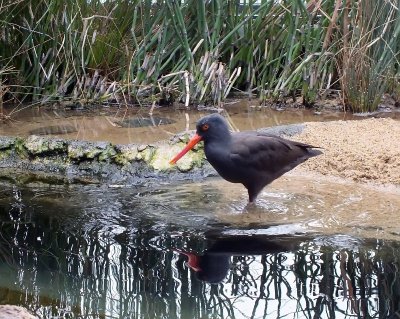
<box><xmin>293</xmin><ymin>118</ymin><xmax>400</xmax><ymax>186</ymax></box>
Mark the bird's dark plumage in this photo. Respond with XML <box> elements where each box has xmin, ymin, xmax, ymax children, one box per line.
<box><xmin>170</xmin><ymin>113</ymin><xmax>322</xmax><ymax>202</ymax></box>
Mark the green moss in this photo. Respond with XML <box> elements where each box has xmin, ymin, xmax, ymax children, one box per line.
<box><xmin>85</xmin><ymin>148</ymin><xmax>103</xmax><ymax>159</ymax></box>
<box><xmin>0</xmin><ymin>137</ymin><xmax>17</xmax><ymax>160</ymax></box>
<box><xmin>150</xmin><ymin>145</ymin><xmax>178</xmax><ymax>171</ymax></box>
<box><xmin>136</xmin><ymin>146</ymin><xmax>155</xmax><ymax>162</ymax></box>
<box><xmin>67</xmin><ymin>144</ymin><xmax>86</xmax><ymax>160</ymax></box>
<box><xmin>150</xmin><ymin>142</ymin><xmax>206</xmax><ymax>172</ymax></box>
<box><xmin>98</xmin><ymin>145</ymin><xmax>117</xmax><ymax>162</ymax></box>
<box><xmin>67</xmin><ymin>141</ymin><xmax>112</xmax><ymax>161</ymax></box>
<box><xmin>24</xmin><ymin>136</ymin><xmax>67</xmax><ymax>156</ymax></box>
<box><xmin>0</xmin><ymin>150</ymin><xmax>11</xmax><ymax>160</ymax></box>
<box><xmin>14</xmin><ymin>138</ymin><xmax>29</xmax><ymax>158</ymax></box>
<box><xmin>113</xmin><ymin>145</ymin><xmax>139</xmax><ymax>165</ymax></box>
<box><xmin>177</xmin><ymin>149</ymin><xmax>205</xmax><ymax>172</ymax></box>
<box><xmin>48</xmin><ymin>139</ymin><xmax>67</xmax><ymax>153</ymax></box>
<box><xmin>24</xmin><ymin>136</ymin><xmax>47</xmax><ymax>155</ymax></box>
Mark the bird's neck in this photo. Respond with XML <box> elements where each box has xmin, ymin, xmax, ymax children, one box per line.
<box><xmin>205</xmin><ymin>131</ymin><xmax>232</xmax><ymax>148</ymax></box>
<box><xmin>204</xmin><ymin>131</ymin><xmax>232</xmax><ymax>159</ymax></box>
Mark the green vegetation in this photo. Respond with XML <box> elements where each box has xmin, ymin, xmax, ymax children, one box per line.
<box><xmin>1</xmin><ymin>0</ymin><xmax>400</xmax><ymax>112</ymax></box>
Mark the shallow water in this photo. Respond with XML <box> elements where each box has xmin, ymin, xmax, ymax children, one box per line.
<box><xmin>1</xmin><ymin>100</ymin><xmax>400</xmax><ymax>318</ymax></box>
<box><xmin>0</xmin><ymin>100</ymin><xmax>359</xmax><ymax>144</ymax></box>
<box><xmin>1</xmin><ymin>173</ymin><xmax>400</xmax><ymax>318</ymax></box>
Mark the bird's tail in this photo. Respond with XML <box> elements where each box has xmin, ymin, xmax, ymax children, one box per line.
<box><xmin>307</xmin><ymin>148</ymin><xmax>323</xmax><ymax>157</ymax></box>
<box><xmin>293</xmin><ymin>140</ymin><xmax>323</xmax><ymax>157</ymax></box>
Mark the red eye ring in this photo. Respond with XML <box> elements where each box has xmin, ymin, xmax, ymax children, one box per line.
<box><xmin>202</xmin><ymin>124</ymin><xmax>209</xmax><ymax>131</ymax></box>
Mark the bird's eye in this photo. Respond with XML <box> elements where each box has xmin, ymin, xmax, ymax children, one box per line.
<box><xmin>201</xmin><ymin>124</ymin><xmax>209</xmax><ymax>131</ymax></box>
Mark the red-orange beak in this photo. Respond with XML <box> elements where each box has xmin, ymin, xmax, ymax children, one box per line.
<box><xmin>169</xmin><ymin>133</ymin><xmax>203</xmax><ymax>164</ymax></box>
<box><xmin>174</xmin><ymin>249</ymin><xmax>202</xmax><ymax>272</ymax></box>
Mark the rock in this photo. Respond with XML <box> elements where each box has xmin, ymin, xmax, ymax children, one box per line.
<box><xmin>67</xmin><ymin>141</ymin><xmax>114</xmax><ymax>161</ymax></box>
<box><xmin>258</xmin><ymin>123</ymin><xmax>305</xmax><ymax>137</ymax></box>
<box><xmin>0</xmin><ymin>305</ymin><xmax>37</xmax><ymax>319</ymax></box>
<box><xmin>0</xmin><ymin>136</ymin><xmax>18</xmax><ymax>150</ymax></box>
<box><xmin>114</xmin><ymin>144</ymin><xmax>138</xmax><ymax>165</ymax></box>
<box><xmin>137</xmin><ymin>144</ymin><xmax>148</xmax><ymax>152</ymax></box>
<box><xmin>0</xmin><ymin>132</ymin><xmax>211</xmax><ymax>185</ymax></box>
<box><xmin>150</xmin><ymin>143</ymin><xmax>186</xmax><ymax>171</ymax></box>
<box><xmin>24</xmin><ymin>135</ymin><xmax>67</xmax><ymax>156</ymax></box>
<box><xmin>135</xmin><ymin>145</ymin><xmax>156</xmax><ymax>162</ymax></box>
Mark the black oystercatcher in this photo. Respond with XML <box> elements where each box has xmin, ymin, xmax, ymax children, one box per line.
<box><xmin>170</xmin><ymin>113</ymin><xmax>322</xmax><ymax>203</ymax></box>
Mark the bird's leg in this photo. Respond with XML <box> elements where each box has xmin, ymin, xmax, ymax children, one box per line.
<box><xmin>246</xmin><ymin>183</ymin><xmax>266</xmax><ymax>204</ymax></box>
<box><xmin>247</xmin><ymin>188</ymin><xmax>258</xmax><ymax>204</ymax></box>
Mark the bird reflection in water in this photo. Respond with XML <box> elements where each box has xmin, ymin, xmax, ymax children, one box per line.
<box><xmin>175</xmin><ymin>234</ymin><xmax>306</xmax><ymax>283</ymax></box>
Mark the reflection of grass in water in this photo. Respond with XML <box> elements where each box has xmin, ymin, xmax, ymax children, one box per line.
<box><xmin>1</xmin><ymin>184</ymin><xmax>400</xmax><ymax>318</ymax></box>
<box><xmin>2</xmin><ymin>222</ymin><xmax>400</xmax><ymax>318</ymax></box>
<box><xmin>0</xmin><ymin>238</ymin><xmax>13</xmax><ymax>267</ymax></box>
<box><xmin>28</xmin><ymin>125</ymin><xmax>78</xmax><ymax>136</ymax></box>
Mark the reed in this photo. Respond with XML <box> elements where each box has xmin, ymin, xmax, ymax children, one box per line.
<box><xmin>338</xmin><ymin>0</ymin><xmax>400</xmax><ymax>112</ymax></box>
<box><xmin>1</xmin><ymin>0</ymin><xmax>399</xmax><ymax>111</ymax></box>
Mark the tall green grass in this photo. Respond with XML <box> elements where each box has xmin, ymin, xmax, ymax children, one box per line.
<box><xmin>338</xmin><ymin>0</ymin><xmax>400</xmax><ymax>112</ymax></box>
<box><xmin>1</xmin><ymin>0</ymin><xmax>400</xmax><ymax>111</ymax></box>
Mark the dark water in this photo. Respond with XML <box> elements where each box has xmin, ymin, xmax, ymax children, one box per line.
<box><xmin>1</xmin><ymin>178</ymin><xmax>400</xmax><ymax>319</ymax></box>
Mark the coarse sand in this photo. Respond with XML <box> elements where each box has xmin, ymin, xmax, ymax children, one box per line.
<box><xmin>293</xmin><ymin>118</ymin><xmax>400</xmax><ymax>186</ymax></box>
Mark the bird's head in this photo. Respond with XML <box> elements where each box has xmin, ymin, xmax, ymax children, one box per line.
<box><xmin>195</xmin><ymin>113</ymin><xmax>230</xmax><ymax>142</ymax></box>
<box><xmin>170</xmin><ymin>113</ymin><xmax>230</xmax><ymax>164</ymax></box>
<box><xmin>174</xmin><ymin>249</ymin><xmax>230</xmax><ymax>284</ymax></box>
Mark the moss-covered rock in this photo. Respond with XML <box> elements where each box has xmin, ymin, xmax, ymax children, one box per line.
<box><xmin>150</xmin><ymin>144</ymin><xmax>180</xmax><ymax>171</ymax></box>
<box><xmin>135</xmin><ymin>144</ymin><xmax>156</xmax><ymax>162</ymax></box>
<box><xmin>177</xmin><ymin>149</ymin><xmax>205</xmax><ymax>172</ymax></box>
<box><xmin>24</xmin><ymin>135</ymin><xmax>67</xmax><ymax>156</ymax></box>
<box><xmin>148</xmin><ymin>141</ymin><xmax>205</xmax><ymax>172</ymax></box>
<box><xmin>0</xmin><ymin>132</ymin><xmax>212</xmax><ymax>184</ymax></box>
<box><xmin>114</xmin><ymin>144</ymin><xmax>139</xmax><ymax>165</ymax></box>
<box><xmin>0</xmin><ymin>136</ymin><xmax>18</xmax><ymax>150</ymax></box>
<box><xmin>137</xmin><ymin>144</ymin><xmax>148</xmax><ymax>152</ymax></box>
<box><xmin>67</xmin><ymin>141</ymin><xmax>112</xmax><ymax>161</ymax></box>
<box><xmin>67</xmin><ymin>142</ymin><xmax>86</xmax><ymax>160</ymax></box>
<box><xmin>98</xmin><ymin>144</ymin><xmax>117</xmax><ymax>162</ymax></box>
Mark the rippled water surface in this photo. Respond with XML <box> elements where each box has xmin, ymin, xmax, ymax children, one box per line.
<box><xmin>1</xmin><ymin>173</ymin><xmax>400</xmax><ymax>318</ymax></box>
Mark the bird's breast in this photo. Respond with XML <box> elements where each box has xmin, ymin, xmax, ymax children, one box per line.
<box><xmin>204</xmin><ymin>145</ymin><xmax>244</xmax><ymax>184</ymax></box>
